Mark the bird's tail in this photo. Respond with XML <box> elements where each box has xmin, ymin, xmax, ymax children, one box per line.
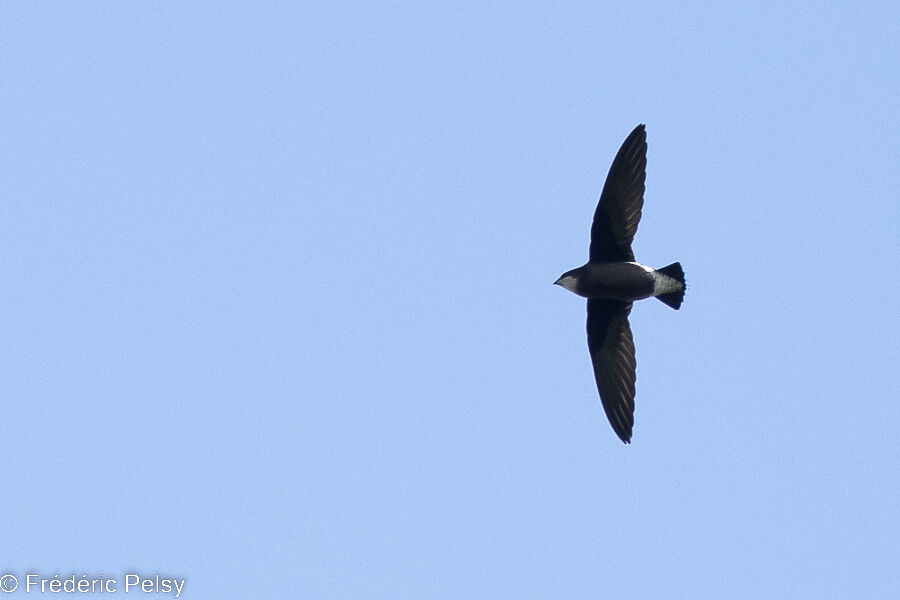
<box><xmin>655</xmin><ymin>262</ymin><xmax>686</xmax><ymax>310</ymax></box>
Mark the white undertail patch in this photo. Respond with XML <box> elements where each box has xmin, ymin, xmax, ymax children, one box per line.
<box><xmin>650</xmin><ymin>270</ymin><xmax>683</xmax><ymax>296</ymax></box>
<box><xmin>626</xmin><ymin>262</ymin><xmax>683</xmax><ymax>296</ymax></box>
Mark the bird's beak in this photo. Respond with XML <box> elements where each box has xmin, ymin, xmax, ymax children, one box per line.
<box><xmin>553</xmin><ymin>277</ymin><xmax>562</xmax><ymax>286</ymax></box>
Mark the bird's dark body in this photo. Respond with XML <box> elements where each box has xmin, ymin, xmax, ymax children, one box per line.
<box><xmin>554</xmin><ymin>124</ymin><xmax>685</xmax><ymax>443</ymax></box>
<box><xmin>572</xmin><ymin>262</ymin><xmax>655</xmax><ymax>301</ymax></box>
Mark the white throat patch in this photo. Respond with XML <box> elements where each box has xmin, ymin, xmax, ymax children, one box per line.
<box><xmin>556</xmin><ymin>275</ymin><xmax>579</xmax><ymax>293</ymax></box>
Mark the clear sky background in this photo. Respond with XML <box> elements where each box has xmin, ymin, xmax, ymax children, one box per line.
<box><xmin>2</xmin><ymin>3</ymin><xmax>899</xmax><ymax>598</ymax></box>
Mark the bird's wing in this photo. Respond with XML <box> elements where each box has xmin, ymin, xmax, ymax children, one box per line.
<box><xmin>589</xmin><ymin>124</ymin><xmax>647</xmax><ymax>263</ymax></box>
<box><xmin>587</xmin><ymin>299</ymin><xmax>637</xmax><ymax>443</ymax></box>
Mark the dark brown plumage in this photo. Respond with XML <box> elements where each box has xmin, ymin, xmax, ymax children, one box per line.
<box><xmin>554</xmin><ymin>124</ymin><xmax>685</xmax><ymax>443</ymax></box>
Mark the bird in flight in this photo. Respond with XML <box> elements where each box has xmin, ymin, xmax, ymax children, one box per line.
<box><xmin>554</xmin><ymin>124</ymin><xmax>685</xmax><ymax>443</ymax></box>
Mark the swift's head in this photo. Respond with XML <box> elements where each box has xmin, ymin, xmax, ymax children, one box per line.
<box><xmin>553</xmin><ymin>267</ymin><xmax>582</xmax><ymax>295</ymax></box>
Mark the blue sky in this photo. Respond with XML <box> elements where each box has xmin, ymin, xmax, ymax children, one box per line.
<box><xmin>2</xmin><ymin>2</ymin><xmax>899</xmax><ymax>598</ymax></box>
